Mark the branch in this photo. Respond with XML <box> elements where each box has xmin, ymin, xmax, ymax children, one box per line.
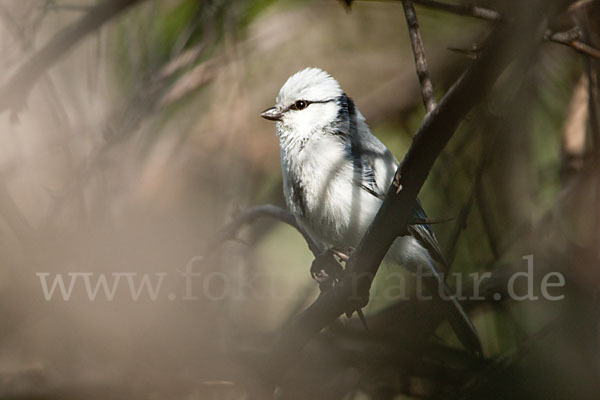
<box><xmin>452</xmin><ymin>320</ymin><xmax>559</xmax><ymax>400</ymax></box>
<box><xmin>411</xmin><ymin>216</ymin><xmax>454</xmax><ymax>225</ymax></box>
<box><xmin>545</xmin><ymin>27</ymin><xmax>600</xmax><ymax>59</ymax></box>
<box><xmin>417</xmin><ymin>1</ymin><xmax>600</xmax><ymax>59</ymax></box>
<box><xmin>446</xmin><ymin>154</ymin><xmax>487</xmax><ymax>266</ymax></box>
<box><xmin>259</xmin><ymin>1</ymin><xmax>560</xmax><ymax>389</ymax></box>
<box><xmin>358</xmin><ymin>0</ymin><xmax>501</xmax><ymax>21</ymax></box>
<box><xmin>210</xmin><ymin>204</ymin><xmax>320</xmax><ymax>257</ymax></box>
<box><xmin>0</xmin><ymin>180</ymin><xmax>35</xmax><ymax>243</ymax></box>
<box><xmin>475</xmin><ymin>180</ymin><xmax>502</xmax><ymax>259</ymax></box>
<box><xmin>361</xmin><ymin>0</ymin><xmax>600</xmax><ymax>59</ymax></box>
<box><xmin>412</xmin><ymin>0</ymin><xmax>501</xmax><ymax>21</ymax></box>
<box><xmin>568</xmin><ymin>0</ymin><xmax>599</xmax><ymax>12</ymax></box>
<box><xmin>402</xmin><ymin>0</ymin><xmax>437</xmax><ymax>112</ymax></box>
<box><xmin>561</xmin><ymin>74</ymin><xmax>589</xmax><ymax>181</ymax></box>
<box><xmin>0</xmin><ymin>0</ymin><xmax>148</xmax><ymax>115</ymax></box>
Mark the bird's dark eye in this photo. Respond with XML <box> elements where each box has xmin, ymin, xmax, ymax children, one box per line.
<box><xmin>293</xmin><ymin>100</ymin><xmax>308</xmax><ymax>110</ymax></box>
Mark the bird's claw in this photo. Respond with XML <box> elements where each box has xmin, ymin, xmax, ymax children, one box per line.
<box><xmin>331</xmin><ymin>247</ymin><xmax>355</xmax><ymax>262</ymax></box>
<box><xmin>310</xmin><ymin>249</ymin><xmax>344</xmax><ymax>288</ymax></box>
<box><xmin>310</xmin><ymin>249</ymin><xmax>369</xmax><ymax>330</ymax></box>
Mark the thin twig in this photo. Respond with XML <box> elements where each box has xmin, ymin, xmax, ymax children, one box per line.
<box><xmin>0</xmin><ymin>180</ymin><xmax>35</xmax><ymax>243</ymax></box>
<box><xmin>0</xmin><ymin>4</ymin><xmax>28</xmax><ymax>46</ymax></box>
<box><xmin>362</xmin><ymin>0</ymin><xmax>600</xmax><ymax>59</ymax></box>
<box><xmin>412</xmin><ymin>0</ymin><xmax>501</xmax><ymax>21</ymax></box>
<box><xmin>451</xmin><ymin>320</ymin><xmax>559</xmax><ymax>400</ymax></box>
<box><xmin>446</xmin><ymin>156</ymin><xmax>486</xmax><ymax>266</ymax></box>
<box><xmin>402</xmin><ymin>0</ymin><xmax>437</xmax><ymax>112</ymax></box>
<box><xmin>545</xmin><ymin>27</ymin><xmax>600</xmax><ymax>59</ymax></box>
<box><xmin>475</xmin><ymin>180</ymin><xmax>501</xmax><ymax>260</ymax></box>
<box><xmin>568</xmin><ymin>0</ymin><xmax>599</xmax><ymax>13</ymax></box>
<box><xmin>411</xmin><ymin>216</ymin><xmax>455</xmax><ymax>225</ymax></box>
<box><xmin>358</xmin><ymin>0</ymin><xmax>501</xmax><ymax>21</ymax></box>
<box><xmin>561</xmin><ymin>74</ymin><xmax>588</xmax><ymax>181</ymax></box>
<box><xmin>210</xmin><ymin>204</ymin><xmax>320</xmax><ymax>257</ymax></box>
<box><xmin>447</xmin><ymin>135</ymin><xmax>496</xmax><ymax>264</ymax></box>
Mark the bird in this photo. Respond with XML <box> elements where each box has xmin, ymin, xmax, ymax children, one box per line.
<box><xmin>260</xmin><ymin>67</ymin><xmax>482</xmax><ymax>355</ymax></box>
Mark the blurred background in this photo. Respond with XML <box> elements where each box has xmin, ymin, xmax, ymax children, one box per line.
<box><xmin>0</xmin><ymin>0</ymin><xmax>598</xmax><ymax>399</ymax></box>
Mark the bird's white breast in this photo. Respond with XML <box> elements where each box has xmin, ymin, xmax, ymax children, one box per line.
<box><xmin>280</xmin><ymin>132</ymin><xmax>382</xmax><ymax>250</ymax></box>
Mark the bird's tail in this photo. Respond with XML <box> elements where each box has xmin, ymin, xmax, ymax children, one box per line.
<box><xmin>389</xmin><ymin>236</ymin><xmax>482</xmax><ymax>355</ymax></box>
<box><xmin>420</xmin><ymin>260</ymin><xmax>483</xmax><ymax>356</ymax></box>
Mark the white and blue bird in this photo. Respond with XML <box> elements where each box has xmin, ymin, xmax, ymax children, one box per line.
<box><xmin>261</xmin><ymin>67</ymin><xmax>481</xmax><ymax>355</ymax></box>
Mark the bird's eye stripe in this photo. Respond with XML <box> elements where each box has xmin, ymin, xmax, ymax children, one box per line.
<box><xmin>286</xmin><ymin>98</ymin><xmax>336</xmax><ymax>112</ymax></box>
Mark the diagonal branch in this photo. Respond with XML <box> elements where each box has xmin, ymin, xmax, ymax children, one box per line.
<box><xmin>446</xmin><ymin>153</ymin><xmax>488</xmax><ymax>266</ymax></box>
<box><xmin>402</xmin><ymin>0</ymin><xmax>437</xmax><ymax>112</ymax></box>
<box><xmin>451</xmin><ymin>320</ymin><xmax>559</xmax><ymax>400</ymax></box>
<box><xmin>0</xmin><ymin>0</ymin><xmax>148</xmax><ymax>115</ymax></box>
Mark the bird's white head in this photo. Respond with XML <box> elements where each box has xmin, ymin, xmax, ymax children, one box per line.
<box><xmin>261</xmin><ymin>68</ymin><xmax>345</xmax><ymax>145</ymax></box>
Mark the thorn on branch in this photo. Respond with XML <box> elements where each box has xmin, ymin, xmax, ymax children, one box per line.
<box><xmin>355</xmin><ymin>308</ymin><xmax>369</xmax><ymax>330</ymax></box>
<box><xmin>410</xmin><ymin>216</ymin><xmax>455</xmax><ymax>225</ymax></box>
<box><xmin>447</xmin><ymin>45</ymin><xmax>484</xmax><ymax>60</ymax></box>
<box><xmin>545</xmin><ymin>27</ymin><xmax>600</xmax><ymax>59</ymax></box>
<box><xmin>410</xmin><ymin>0</ymin><xmax>501</xmax><ymax>22</ymax></box>
<box><xmin>361</xmin><ymin>1</ymin><xmax>600</xmax><ymax>60</ymax></box>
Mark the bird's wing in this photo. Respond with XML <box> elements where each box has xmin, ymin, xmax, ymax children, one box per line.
<box><xmin>350</xmin><ymin>122</ymin><xmax>449</xmax><ymax>271</ymax></box>
<box><xmin>407</xmin><ymin>200</ymin><xmax>449</xmax><ymax>272</ymax></box>
<box><xmin>344</xmin><ymin>103</ymin><xmax>448</xmax><ymax>270</ymax></box>
<box><xmin>348</xmin><ymin>117</ymin><xmax>398</xmax><ymax>200</ymax></box>
<box><xmin>354</xmin><ymin>156</ymin><xmax>384</xmax><ymax>200</ymax></box>
<box><xmin>353</xmin><ymin>153</ymin><xmax>447</xmax><ymax>267</ymax></box>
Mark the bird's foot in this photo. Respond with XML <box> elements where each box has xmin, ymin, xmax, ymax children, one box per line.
<box><xmin>331</xmin><ymin>247</ymin><xmax>355</xmax><ymax>262</ymax></box>
<box><xmin>310</xmin><ymin>249</ymin><xmax>344</xmax><ymax>289</ymax></box>
<box><xmin>310</xmin><ymin>249</ymin><xmax>369</xmax><ymax>330</ymax></box>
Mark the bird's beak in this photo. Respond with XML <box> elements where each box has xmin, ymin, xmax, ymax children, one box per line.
<box><xmin>260</xmin><ymin>106</ymin><xmax>283</xmax><ymax>121</ymax></box>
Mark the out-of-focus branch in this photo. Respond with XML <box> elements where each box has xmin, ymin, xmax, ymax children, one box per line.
<box><xmin>575</xmin><ymin>2</ymin><xmax>600</xmax><ymax>151</ymax></box>
<box><xmin>159</xmin><ymin>57</ymin><xmax>222</xmax><ymax>107</ymax></box>
<box><xmin>156</xmin><ymin>43</ymin><xmax>207</xmax><ymax>81</ymax></box>
<box><xmin>573</xmin><ymin>0</ymin><xmax>600</xmax><ymax>252</ymax></box>
<box><xmin>452</xmin><ymin>320</ymin><xmax>559</xmax><ymax>400</ymax></box>
<box><xmin>0</xmin><ymin>2</ymin><xmax>90</xmax><ymax>243</ymax></box>
<box><xmin>0</xmin><ymin>0</ymin><xmax>148</xmax><ymax>115</ymax></box>
<box><xmin>0</xmin><ymin>180</ymin><xmax>35</xmax><ymax>243</ymax></box>
<box><xmin>0</xmin><ymin>4</ymin><xmax>27</xmax><ymax>46</ymax></box>
<box><xmin>568</xmin><ymin>0</ymin><xmax>599</xmax><ymax>12</ymax></box>
<box><xmin>210</xmin><ymin>204</ymin><xmax>320</xmax><ymax>257</ymax></box>
<box><xmin>475</xmin><ymin>180</ymin><xmax>501</xmax><ymax>260</ymax></box>
<box><xmin>401</xmin><ymin>0</ymin><xmax>436</xmax><ymax>112</ymax></box>
<box><xmin>561</xmin><ymin>74</ymin><xmax>589</xmax><ymax>181</ymax></box>
<box><xmin>259</xmin><ymin>1</ymin><xmax>560</xmax><ymax>390</ymax></box>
